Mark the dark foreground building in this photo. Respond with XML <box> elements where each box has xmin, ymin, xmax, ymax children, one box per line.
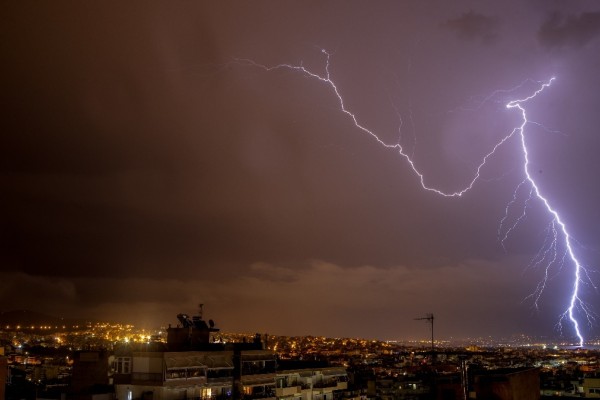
<box><xmin>68</xmin><ymin>310</ymin><xmax>348</xmax><ymax>400</ymax></box>
<box><xmin>369</xmin><ymin>365</ymin><xmax>540</xmax><ymax>400</ymax></box>
<box><xmin>1</xmin><ymin>356</ymin><xmax>7</xmax><ymax>399</ymax></box>
<box><xmin>473</xmin><ymin>367</ymin><xmax>540</xmax><ymax>400</ymax></box>
<box><xmin>433</xmin><ymin>367</ymin><xmax>539</xmax><ymax>400</ymax></box>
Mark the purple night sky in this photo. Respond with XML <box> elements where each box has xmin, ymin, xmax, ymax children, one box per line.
<box><xmin>2</xmin><ymin>1</ymin><xmax>600</xmax><ymax>342</ymax></box>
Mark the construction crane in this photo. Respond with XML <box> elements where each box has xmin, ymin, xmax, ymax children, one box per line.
<box><xmin>414</xmin><ymin>313</ymin><xmax>434</xmax><ymax>353</ymax></box>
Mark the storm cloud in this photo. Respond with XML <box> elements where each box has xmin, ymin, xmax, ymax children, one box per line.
<box><xmin>1</xmin><ymin>1</ymin><xmax>599</xmax><ymax>341</ymax></box>
<box><xmin>442</xmin><ymin>11</ymin><xmax>499</xmax><ymax>44</ymax></box>
<box><xmin>538</xmin><ymin>11</ymin><xmax>600</xmax><ymax>49</ymax></box>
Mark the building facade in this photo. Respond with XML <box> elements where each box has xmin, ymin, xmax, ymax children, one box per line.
<box><xmin>275</xmin><ymin>366</ymin><xmax>348</xmax><ymax>400</ymax></box>
<box><xmin>113</xmin><ymin>348</ymin><xmax>277</xmax><ymax>400</ymax></box>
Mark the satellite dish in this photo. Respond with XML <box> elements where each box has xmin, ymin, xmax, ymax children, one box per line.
<box><xmin>209</xmin><ymin>319</ymin><xmax>215</xmax><ymax>328</ymax></box>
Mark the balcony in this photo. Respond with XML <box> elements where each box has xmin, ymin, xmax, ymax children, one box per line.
<box><xmin>242</xmin><ymin>366</ymin><xmax>276</xmax><ymax>376</ymax></box>
<box><xmin>313</xmin><ymin>380</ymin><xmax>338</xmax><ymax>389</ymax></box>
<box><xmin>207</xmin><ymin>376</ymin><xmax>233</xmax><ymax>385</ymax></box>
<box><xmin>243</xmin><ymin>395</ymin><xmax>276</xmax><ymax>400</ymax></box>
<box><xmin>131</xmin><ymin>372</ymin><xmax>163</xmax><ymax>385</ymax></box>
<box><xmin>207</xmin><ymin>368</ymin><xmax>234</xmax><ymax>385</ymax></box>
<box><xmin>243</xmin><ymin>391</ymin><xmax>276</xmax><ymax>400</ymax></box>
<box><xmin>311</xmin><ymin>379</ymin><xmax>348</xmax><ymax>391</ymax></box>
<box><xmin>275</xmin><ymin>386</ymin><xmax>301</xmax><ymax>396</ymax></box>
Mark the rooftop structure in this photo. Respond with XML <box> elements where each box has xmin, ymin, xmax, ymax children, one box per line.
<box><xmin>166</xmin><ymin>309</ymin><xmax>221</xmax><ymax>352</ymax></box>
<box><xmin>98</xmin><ymin>309</ymin><xmax>351</xmax><ymax>400</ymax></box>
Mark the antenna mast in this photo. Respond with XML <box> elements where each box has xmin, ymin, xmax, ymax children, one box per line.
<box><xmin>414</xmin><ymin>313</ymin><xmax>434</xmax><ymax>353</ymax></box>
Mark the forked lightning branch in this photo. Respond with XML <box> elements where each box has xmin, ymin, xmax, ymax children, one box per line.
<box><xmin>234</xmin><ymin>50</ymin><xmax>593</xmax><ymax>346</ymax></box>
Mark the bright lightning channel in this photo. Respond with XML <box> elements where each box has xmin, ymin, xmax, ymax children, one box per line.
<box><xmin>235</xmin><ymin>50</ymin><xmax>592</xmax><ymax>346</ymax></box>
<box><xmin>506</xmin><ymin>84</ymin><xmax>592</xmax><ymax>346</ymax></box>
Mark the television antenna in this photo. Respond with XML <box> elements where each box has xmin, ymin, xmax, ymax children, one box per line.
<box><xmin>414</xmin><ymin>313</ymin><xmax>434</xmax><ymax>353</ymax></box>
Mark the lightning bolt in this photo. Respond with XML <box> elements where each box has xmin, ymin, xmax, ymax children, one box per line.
<box><xmin>234</xmin><ymin>50</ymin><xmax>593</xmax><ymax>346</ymax></box>
<box><xmin>505</xmin><ymin>83</ymin><xmax>594</xmax><ymax>346</ymax></box>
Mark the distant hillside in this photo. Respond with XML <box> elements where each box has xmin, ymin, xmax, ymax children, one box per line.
<box><xmin>0</xmin><ymin>310</ymin><xmax>88</xmax><ymax>330</ymax></box>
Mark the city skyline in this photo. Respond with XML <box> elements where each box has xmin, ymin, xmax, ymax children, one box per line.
<box><xmin>2</xmin><ymin>2</ymin><xmax>600</xmax><ymax>342</ymax></box>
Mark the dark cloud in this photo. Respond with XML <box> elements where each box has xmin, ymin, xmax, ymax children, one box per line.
<box><xmin>443</xmin><ymin>11</ymin><xmax>499</xmax><ymax>44</ymax></box>
<box><xmin>0</xmin><ymin>258</ymin><xmax>544</xmax><ymax>339</ymax></box>
<box><xmin>1</xmin><ymin>1</ymin><xmax>599</xmax><ymax>341</ymax></box>
<box><xmin>538</xmin><ymin>11</ymin><xmax>600</xmax><ymax>49</ymax></box>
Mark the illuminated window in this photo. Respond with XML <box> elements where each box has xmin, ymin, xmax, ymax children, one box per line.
<box><xmin>114</xmin><ymin>357</ymin><xmax>131</xmax><ymax>374</ymax></box>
